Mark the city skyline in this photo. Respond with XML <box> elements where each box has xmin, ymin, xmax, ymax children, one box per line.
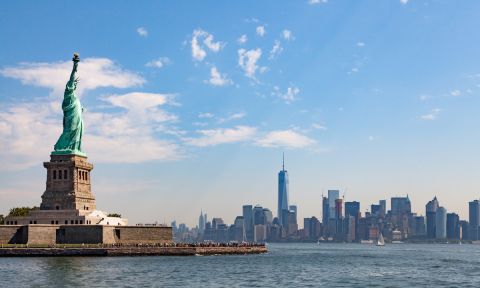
<box><xmin>1</xmin><ymin>1</ymin><xmax>480</xmax><ymax>226</ymax></box>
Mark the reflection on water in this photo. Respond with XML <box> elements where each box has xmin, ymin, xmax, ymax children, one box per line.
<box><xmin>1</xmin><ymin>243</ymin><xmax>480</xmax><ymax>287</ymax></box>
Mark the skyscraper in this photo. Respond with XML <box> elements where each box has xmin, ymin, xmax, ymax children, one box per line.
<box><xmin>469</xmin><ymin>200</ymin><xmax>480</xmax><ymax>240</ymax></box>
<box><xmin>345</xmin><ymin>201</ymin><xmax>360</xmax><ymax>221</ymax></box>
<box><xmin>328</xmin><ymin>190</ymin><xmax>340</xmax><ymax>221</ymax></box>
<box><xmin>278</xmin><ymin>154</ymin><xmax>289</xmax><ymax>224</ymax></box>
<box><xmin>198</xmin><ymin>210</ymin><xmax>205</xmax><ymax>234</ymax></box>
<box><xmin>253</xmin><ymin>205</ymin><xmax>266</xmax><ymax>225</ymax></box>
<box><xmin>391</xmin><ymin>196</ymin><xmax>411</xmax><ymax>217</ymax></box>
<box><xmin>426</xmin><ymin>196</ymin><xmax>439</xmax><ymax>239</ymax></box>
<box><xmin>435</xmin><ymin>207</ymin><xmax>447</xmax><ymax>239</ymax></box>
<box><xmin>322</xmin><ymin>196</ymin><xmax>329</xmax><ymax>226</ymax></box>
<box><xmin>446</xmin><ymin>213</ymin><xmax>460</xmax><ymax>240</ymax></box>
<box><xmin>379</xmin><ymin>200</ymin><xmax>387</xmax><ymax>218</ymax></box>
<box><xmin>242</xmin><ymin>205</ymin><xmax>254</xmax><ymax>242</ymax></box>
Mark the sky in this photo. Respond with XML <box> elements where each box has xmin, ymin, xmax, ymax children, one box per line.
<box><xmin>1</xmin><ymin>0</ymin><xmax>480</xmax><ymax>227</ymax></box>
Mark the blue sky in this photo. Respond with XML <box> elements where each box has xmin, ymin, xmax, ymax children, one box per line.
<box><xmin>1</xmin><ymin>0</ymin><xmax>480</xmax><ymax>226</ymax></box>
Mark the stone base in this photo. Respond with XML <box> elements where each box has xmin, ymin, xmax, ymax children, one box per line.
<box><xmin>0</xmin><ymin>225</ymin><xmax>172</xmax><ymax>245</ymax></box>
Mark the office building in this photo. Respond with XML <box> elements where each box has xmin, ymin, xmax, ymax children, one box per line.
<box><xmin>446</xmin><ymin>213</ymin><xmax>460</xmax><ymax>240</ymax></box>
<box><xmin>426</xmin><ymin>197</ymin><xmax>439</xmax><ymax>239</ymax></box>
<box><xmin>435</xmin><ymin>207</ymin><xmax>447</xmax><ymax>239</ymax></box>
<box><xmin>469</xmin><ymin>200</ymin><xmax>480</xmax><ymax>240</ymax></box>
<box><xmin>278</xmin><ymin>154</ymin><xmax>289</xmax><ymax>224</ymax></box>
<box><xmin>242</xmin><ymin>205</ymin><xmax>254</xmax><ymax>242</ymax></box>
<box><xmin>328</xmin><ymin>190</ymin><xmax>340</xmax><ymax>221</ymax></box>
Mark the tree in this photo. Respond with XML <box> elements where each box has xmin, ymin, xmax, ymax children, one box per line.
<box><xmin>8</xmin><ymin>206</ymin><xmax>39</xmax><ymax>217</ymax></box>
<box><xmin>0</xmin><ymin>214</ymin><xmax>4</xmax><ymax>225</ymax></box>
<box><xmin>107</xmin><ymin>213</ymin><xmax>121</xmax><ymax>218</ymax></box>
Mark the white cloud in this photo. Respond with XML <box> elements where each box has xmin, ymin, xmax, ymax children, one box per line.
<box><xmin>191</xmin><ymin>34</ymin><xmax>206</xmax><ymax>61</ymax></box>
<box><xmin>205</xmin><ymin>66</ymin><xmax>233</xmax><ymax>86</ymax></box>
<box><xmin>238</xmin><ymin>48</ymin><xmax>262</xmax><ymax>78</ymax></box>
<box><xmin>269</xmin><ymin>40</ymin><xmax>283</xmax><ymax>59</ymax></box>
<box><xmin>137</xmin><ymin>27</ymin><xmax>148</xmax><ymax>37</ymax></box>
<box><xmin>312</xmin><ymin>123</ymin><xmax>327</xmax><ymax>130</ymax></box>
<box><xmin>272</xmin><ymin>86</ymin><xmax>300</xmax><ymax>104</ymax></box>
<box><xmin>203</xmin><ymin>34</ymin><xmax>222</xmax><ymax>52</ymax></box>
<box><xmin>256</xmin><ymin>26</ymin><xmax>266</xmax><ymax>37</ymax></box>
<box><xmin>368</xmin><ymin>136</ymin><xmax>375</xmax><ymax>141</ymax></box>
<box><xmin>420</xmin><ymin>108</ymin><xmax>442</xmax><ymax>120</ymax></box>
<box><xmin>198</xmin><ymin>112</ymin><xmax>214</xmax><ymax>119</ymax></box>
<box><xmin>400</xmin><ymin>0</ymin><xmax>408</xmax><ymax>4</ymax></box>
<box><xmin>349</xmin><ymin>67</ymin><xmax>359</xmax><ymax>74</ymax></box>
<box><xmin>419</xmin><ymin>94</ymin><xmax>431</xmax><ymax>101</ymax></box>
<box><xmin>308</xmin><ymin>0</ymin><xmax>328</xmax><ymax>4</ymax></box>
<box><xmin>256</xmin><ymin>130</ymin><xmax>315</xmax><ymax>149</ymax></box>
<box><xmin>282</xmin><ymin>30</ymin><xmax>294</xmax><ymax>41</ymax></box>
<box><xmin>237</xmin><ymin>34</ymin><xmax>248</xmax><ymax>44</ymax></box>
<box><xmin>450</xmin><ymin>90</ymin><xmax>461</xmax><ymax>97</ymax></box>
<box><xmin>218</xmin><ymin>112</ymin><xmax>246</xmax><ymax>123</ymax></box>
<box><xmin>356</xmin><ymin>42</ymin><xmax>365</xmax><ymax>47</ymax></box>
<box><xmin>0</xmin><ymin>58</ymin><xmax>145</xmax><ymax>96</ymax></box>
<box><xmin>191</xmin><ymin>29</ymin><xmax>223</xmax><ymax>61</ymax></box>
<box><xmin>145</xmin><ymin>57</ymin><xmax>171</xmax><ymax>68</ymax></box>
<box><xmin>184</xmin><ymin>126</ymin><xmax>257</xmax><ymax>147</ymax></box>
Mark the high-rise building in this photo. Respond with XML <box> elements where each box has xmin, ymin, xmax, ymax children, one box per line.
<box><xmin>328</xmin><ymin>190</ymin><xmax>340</xmax><ymax>220</ymax></box>
<box><xmin>371</xmin><ymin>204</ymin><xmax>381</xmax><ymax>216</ymax></box>
<box><xmin>198</xmin><ymin>210</ymin><xmax>205</xmax><ymax>234</ymax></box>
<box><xmin>253</xmin><ymin>205</ymin><xmax>266</xmax><ymax>225</ymax></box>
<box><xmin>426</xmin><ymin>196</ymin><xmax>439</xmax><ymax>239</ymax></box>
<box><xmin>303</xmin><ymin>218</ymin><xmax>312</xmax><ymax>239</ymax></box>
<box><xmin>413</xmin><ymin>216</ymin><xmax>426</xmax><ymax>236</ymax></box>
<box><xmin>435</xmin><ymin>207</ymin><xmax>447</xmax><ymax>239</ymax></box>
<box><xmin>391</xmin><ymin>196</ymin><xmax>411</xmax><ymax>217</ymax></box>
<box><xmin>344</xmin><ymin>216</ymin><xmax>356</xmax><ymax>242</ymax></box>
<box><xmin>469</xmin><ymin>200</ymin><xmax>480</xmax><ymax>240</ymax></box>
<box><xmin>233</xmin><ymin>216</ymin><xmax>246</xmax><ymax>242</ymax></box>
<box><xmin>263</xmin><ymin>208</ymin><xmax>273</xmax><ymax>225</ymax></box>
<box><xmin>379</xmin><ymin>200</ymin><xmax>387</xmax><ymax>218</ymax></box>
<box><xmin>446</xmin><ymin>213</ymin><xmax>460</xmax><ymax>240</ymax></box>
<box><xmin>322</xmin><ymin>196</ymin><xmax>329</xmax><ymax>226</ymax></box>
<box><xmin>242</xmin><ymin>205</ymin><xmax>254</xmax><ymax>242</ymax></box>
<box><xmin>345</xmin><ymin>201</ymin><xmax>360</xmax><ymax>221</ymax></box>
<box><xmin>278</xmin><ymin>154</ymin><xmax>289</xmax><ymax>224</ymax></box>
<box><xmin>459</xmin><ymin>220</ymin><xmax>469</xmax><ymax>240</ymax></box>
<box><xmin>335</xmin><ymin>199</ymin><xmax>343</xmax><ymax>220</ymax></box>
<box><xmin>391</xmin><ymin>196</ymin><xmax>411</xmax><ymax>234</ymax></box>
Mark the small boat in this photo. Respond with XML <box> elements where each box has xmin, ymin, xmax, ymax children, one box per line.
<box><xmin>376</xmin><ymin>233</ymin><xmax>385</xmax><ymax>246</ymax></box>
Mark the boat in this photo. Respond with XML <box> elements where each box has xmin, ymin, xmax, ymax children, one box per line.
<box><xmin>376</xmin><ymin>233</ymin><xmax>385</xmax><ymax>246</ymax></box>
<box><xmin>360</xmin><ymin>239</ymin><xmax>374</xmax><ymax>244</ymax></box>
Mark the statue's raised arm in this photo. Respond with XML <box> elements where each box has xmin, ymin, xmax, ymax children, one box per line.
<box><xmin>52</xmin><ymin>53</ymin><xmax>86</xmax><ymax>157</ymax></box>
<box><xmin>68</xmin><ymin>53</ymin><xmax>80</xmax><ymax>87</ymax></box>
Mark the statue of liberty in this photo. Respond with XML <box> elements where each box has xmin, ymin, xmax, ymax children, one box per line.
<box><xmin>52</xmin><ymin>53</ymin><xmax>86</xmax><ymax>156</ymax></box>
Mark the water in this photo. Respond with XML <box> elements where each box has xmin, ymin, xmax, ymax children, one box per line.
<box><xmin>1</xmin><ymin>243</ymin><xmax>480</xmax><ymax>287</ymax></box>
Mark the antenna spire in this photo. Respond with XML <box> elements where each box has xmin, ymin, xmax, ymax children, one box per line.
<box><xmin>282</xmin><ymin>152</ymin><xmax>285</xmax><ymax>171</ymax></box>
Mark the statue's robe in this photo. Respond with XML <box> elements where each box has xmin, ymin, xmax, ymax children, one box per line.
<box><xmin>53</xmin><ymin>70</ymin><xmax>83</xmax><ymax>153</ymax></box>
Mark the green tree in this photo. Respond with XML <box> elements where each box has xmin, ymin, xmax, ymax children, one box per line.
<box><xmin>107</xmin><ymin>213</ymin><xmax>121</xmax><ymax>218</ymax></box>
<box><xmin>8</xmin><ymin>206</ymin><xmax>39</xmax><ymax>217</ymax></box>
<box><xmin>0</xmin><ymin>214</ymin><xmax>4</xmax><ymax>225</ymax></box>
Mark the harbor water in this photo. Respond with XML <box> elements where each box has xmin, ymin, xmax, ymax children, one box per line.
<box><xmin>1</xmin><ymin>243</ymin><xmax>479</xmax><ymax>287</ymax></box>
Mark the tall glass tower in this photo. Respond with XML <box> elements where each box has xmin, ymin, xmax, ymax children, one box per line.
<box><xmin>278</xmin><ymin>154</ymin><xmax>289</xmax><ymax>224</ymax></box>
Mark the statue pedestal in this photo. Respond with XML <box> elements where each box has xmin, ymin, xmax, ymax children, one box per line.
<box><xmin>41</xmin><ymin>154</ymin><xmax>95</xmax><ymax>211</ymax></box>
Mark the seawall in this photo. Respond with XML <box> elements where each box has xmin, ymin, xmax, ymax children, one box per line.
<box><xmin>0</xmin><ymin>245</ymin><xmax>267</xmax><ymax>257</ymax></box>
